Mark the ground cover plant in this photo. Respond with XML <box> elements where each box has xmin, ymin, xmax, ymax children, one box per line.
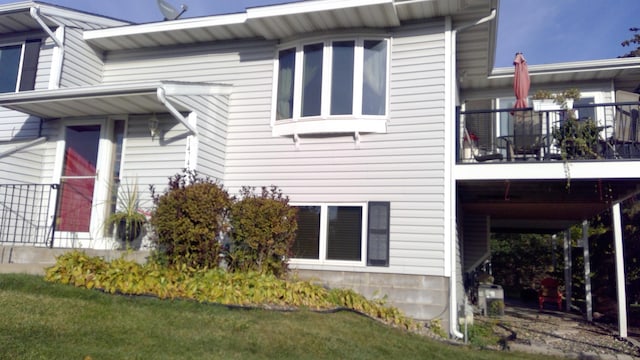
<box><xmin>44</xmin><ymin>251</ymin><xmax>414</xmax><ymax>328</ymax></box>
<box><xmin>0</xmin><ymin>274</ymin><xmax>562</xmax><ymax>360</ymax></box>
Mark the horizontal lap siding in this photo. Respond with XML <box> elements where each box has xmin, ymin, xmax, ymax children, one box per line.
<box><xmin>121</xmin><ymin>114</ymin><xmax>187</xmax><ymax>202</ymax></box>
<box><xmin>60</xmin><ymin>28</ymin><xmax>103</xmax><ymax>87</ymax></box>
<box><xmin>174</xmin><ymin>95</ymin><xmax>229</xmax><ymax>181</ymax></box>
<box><xmin>101</xmin><ymin>41</ymin><xmax>275</xmax><ymax>197</ymax></box>
<box><xmin>0</xmin><ymin>145</ymin><xmax>44</xmax><ymax>184</ymax></box>
<box><xmin>224</xmin><ymin>21</ymin><xmax>447</xmax><ymax>276</ymax></box>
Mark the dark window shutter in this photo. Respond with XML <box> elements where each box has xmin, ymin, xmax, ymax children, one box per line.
<box><xmin>19</xmin><ymin>39</ymin><xmax>41</xmax><ymax>91</ymax></box>
<box><xmin>367</xmin><ymin>201</ymin><xmax>390</xmax><ymax>266</ymax></box>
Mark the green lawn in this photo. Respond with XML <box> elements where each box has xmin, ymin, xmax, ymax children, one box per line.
<box><xmin>0</xmin><ymin>274</ymin><xmax>559</xmax><ymax>360</ymax></box>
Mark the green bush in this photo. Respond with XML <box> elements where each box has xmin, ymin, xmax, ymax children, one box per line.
<box><xmin>228</xmin><ymin>186</ymin><xmax>298</xmax><ymax>277</ymax></box>
<box><xmin>150</xmin><ymin>169</ymin><xmax>232</xmax><ymax>269</ymax></box>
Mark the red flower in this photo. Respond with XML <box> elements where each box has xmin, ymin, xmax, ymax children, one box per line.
<box><xmin>464</xmin><ymin>132</ymin><xmax>478</xmax><ymax>142</ymax></box>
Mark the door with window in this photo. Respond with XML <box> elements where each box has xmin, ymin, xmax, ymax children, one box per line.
<box><xmin>54</xmin><ymin>120</ymin><xmax>124</xmax><ymax>247</ymax></box>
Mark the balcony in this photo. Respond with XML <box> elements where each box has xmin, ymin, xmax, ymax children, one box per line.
<box><xmin>457</xmin><ymin>101</ymin><xmax>640</xmax><ymax>164</ymax></box>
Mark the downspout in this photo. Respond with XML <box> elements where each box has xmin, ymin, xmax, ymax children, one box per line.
<box><xmin>30</xmin><ymin>7</ymin><xmax>64</xmax><ymax>89</ymax></box>
<box><xmin>156</xmin><ymin>87</ymin><xmax>198</xmax><ymax>135</ymax></box>
<box><xmin>448</xmin><ymin>8</ymin><xmax>496</xmax><ymax>340</ymax></box>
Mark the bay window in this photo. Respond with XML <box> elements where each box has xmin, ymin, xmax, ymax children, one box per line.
<box><xmin>291</xmin><ymin>202</ymin><xmax>390</xmax><ymax>266</ymax></box>
<box><xmin>0</xmin><ymin>40</ymin><xmax>41</xmax><ymax>93</ymax></box>
<box><xmin>274</xmin><ymin>37</ymin><xmax>389</xmax><ymax>122</ymax></box>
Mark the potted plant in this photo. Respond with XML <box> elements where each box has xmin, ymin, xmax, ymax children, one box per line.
<box><xmin>554</xmin><ymin>88</ymin><xmax>581</xmax><ymax>110</ymax></box>
<box><xmin>107</xmin><ymin>179</ymin><xmax>147</xmax><ymax>245</ymax></box>
<box><xmin>531</xmin><ymin>89</ymin><xmax>557</xmax><ymax>111</ymax></box>
<box><xmin>532</xmin><ymin>88</ymin><xmax>581</xmax><ymax>111</ymax></box>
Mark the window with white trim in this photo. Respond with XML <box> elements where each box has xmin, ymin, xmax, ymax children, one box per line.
<box><xmin>0</xmin><ymin>40</ymin><xmax>41</xmax><ymax>93</ymax></box>
<box><xmin>291</xmin><ymin>202</ymin><xmax>390</xmax><ymax>266</ymax></box>
<box><xmin>274</xmin><ymin>37</ymin><xmax>389</xmax><ymax>122</ymax></box>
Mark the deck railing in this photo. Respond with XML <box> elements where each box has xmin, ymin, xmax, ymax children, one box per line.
<box><xmin>0</xmin><ymin>183</ymin><xmax>58</xmax><ymax>247</ymax></box>
<box><xmin>457</xmin><ymin>102</ymin><xmax>640</xmax><ymax>163</ymax></box>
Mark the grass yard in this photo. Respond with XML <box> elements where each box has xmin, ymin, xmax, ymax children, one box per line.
<box><xmin>0</xmin><ymin>274</ymin><xmax>560</xmax><ymax>359</ymax></box>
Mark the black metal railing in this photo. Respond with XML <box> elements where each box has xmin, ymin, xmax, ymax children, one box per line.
<box><xmin>457</xmin><ymin>102</ymin><xmax>640</xmax><ymax>163</ymax></box>
<box><xmin>0</xmin><ymin>183</ymin><xmax>59</xmax><ymax>247</ymax></box>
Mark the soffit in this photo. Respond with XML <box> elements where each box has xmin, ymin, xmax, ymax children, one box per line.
<box><xmin>85</xmin><ymin>0</ymin><xmax>490</xmax><ymax>51</ymax></box>
<box><xmin>0</xmin><ymin>4</ymin><xmax>58</xmax><ymax>34</ymax></box>
<box><xmin>0</xmin><ymin>2</ymin><xmax>128</xmax><ymax>35</ymax></box>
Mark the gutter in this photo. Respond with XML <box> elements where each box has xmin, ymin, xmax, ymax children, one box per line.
<box><xmin>447</xmin><ymin>8</ymin><xmax>496</xmax><ymax>340</ymax></box>
<box><xmin>30</xmin><ymin>6</ymin><xmax>64</xmax><ymax>89</ymax></box>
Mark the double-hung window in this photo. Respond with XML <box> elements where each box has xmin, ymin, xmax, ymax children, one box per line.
<box><xmin>291</xmin><ymin>202</ymin><xmax>390</xmax><ymax>266</ymax></box>
<box><xmin>273</xmin><ymin>37</ymin><xmax>389</xmax><ymax>137</ymax></box>
<box><xmin>0</xmin><ymin>40</ymin><xmax>41</xmax><ymax>93</ymax></box>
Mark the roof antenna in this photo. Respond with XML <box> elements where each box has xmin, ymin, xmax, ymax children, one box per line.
<box><xmin>157</xmin><ymin>0</ymin><xmax>188</xmax><ymax>21</ymax></box>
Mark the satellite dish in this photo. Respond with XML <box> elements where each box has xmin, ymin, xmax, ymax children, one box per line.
<box><xmin>157</xmin><ymin>0</ymin><xmax>188</xmax><ymax>21</ymax></box>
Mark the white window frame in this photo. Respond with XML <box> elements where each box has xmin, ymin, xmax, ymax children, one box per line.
<box><xmin>271</xmin><ymin>35</ymin><xmax>390</xmax><ymax>138</ymax></box>
<box><xmin>289</xmin><ymin>203</ymin><xmax>368</xmax><ymax>266</ymax></box>
<box><xmin>0</xmin><ymin>41</ymin><xmax>26</xmax><ymax>93</ymax></box>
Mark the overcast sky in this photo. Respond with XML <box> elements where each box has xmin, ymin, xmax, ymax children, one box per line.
<box><xmin>1</xmin><ymin>0</ymin><xmax>638</xmax><ymax>68</ymax></box>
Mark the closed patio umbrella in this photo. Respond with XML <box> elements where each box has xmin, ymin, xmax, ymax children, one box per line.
<box><xmin>513</xmin><ymin>52</ymin><xmax>530</xmax><ymax>108</ymax></box>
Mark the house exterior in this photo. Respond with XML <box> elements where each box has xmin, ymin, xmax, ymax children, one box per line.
<box><xmin>1</xmin><ymin>0</ymin><xmax>639</xmax><ymax>337</ymax></box>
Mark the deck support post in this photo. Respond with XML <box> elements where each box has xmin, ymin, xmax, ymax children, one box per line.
<box><xmin>612</xmin><ymin>203</ymin><xmax>628</xmax><ymax>338</ymax></box>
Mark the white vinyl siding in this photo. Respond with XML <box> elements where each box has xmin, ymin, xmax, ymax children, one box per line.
<box><xmin>120</xmin><ymin>114</ymin><xmax>188</xmax><ymax>201</ymax></box>
<box><xmin>0</xmin><ymin>144</ymin><xmax>45</xmax><ymax>184</ymax></box>
<box><xmin>224</xmin><ymin>21</ymin><xmax>448</xmax><ymax>276</ymax></box>
<box><xmin>190</xmin><ymin>95</ymin><xmax>229</xmax><ymax>180</ymax></box>
<box><xmin>59</xmin><ymin>28</ymin><xmax>104</xmax><ymax>87</ymax></box>
<box><xmin>101</xmin><ymin>40</ymin><xmax>273</xmax><ymax>189</ymax></box>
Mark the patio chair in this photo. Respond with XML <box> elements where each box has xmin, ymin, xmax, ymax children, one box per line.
<box><xmin>504</xmin><ymin>110</ymin><xmax>544</xmax><ymax>161</ymax></box>
<box><xmin>609</xmin><ymin>90</ymin><xmax>640</xmax><ymax>158</ymax></box>
<box><xmin>462</xmin><ymin>128</ymin><xmax>503</xmax><ymax>162</ymax></box>
<box><xmin>538</xmin><ymin>277</ymin><xmax>562</xmax><ymax>311</ymax></box>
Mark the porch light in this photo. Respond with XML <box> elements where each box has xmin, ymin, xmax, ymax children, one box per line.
<box><xmin>149</xmin><ymin>114</ymin><xmax>159</xmax><ymax>139</ymax></box>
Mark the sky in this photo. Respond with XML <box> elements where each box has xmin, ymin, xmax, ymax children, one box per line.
<box><xmin>1</xmin><ymin>0</ymin><xmax>638</xmax><ymax>68</ymax></box>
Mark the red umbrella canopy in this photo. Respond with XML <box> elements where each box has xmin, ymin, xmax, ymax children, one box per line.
<box><xmin>513</xmin><ymin>52</ymin><xmax>530</xmax><ymax>109</ymax></box>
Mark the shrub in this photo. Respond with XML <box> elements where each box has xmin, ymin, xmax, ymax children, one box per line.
<box><xmin>150</xmin><ymin>169</ymin><xmax>232</xmax><ymax>269</ymax></box>
<box><xmin>228</xmin><ymin>186</ymin><xmax>298</xmax><ymax>277</ymax></box>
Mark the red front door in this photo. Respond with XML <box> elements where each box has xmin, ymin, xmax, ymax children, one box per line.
<box><xmin>57</xmin><ymin>125</ymin><xmax>100</xmax><ymax>232</ymax></box>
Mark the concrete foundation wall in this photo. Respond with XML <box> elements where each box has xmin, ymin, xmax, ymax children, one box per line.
<box><xmin>294</xmin><ymin>269</ymin><xmax>450</xmax><ymax>330</ymax></box>
<box><xmin>0</xmin><ymin>246</ymin><xmax>150</xmax><ymax>275</ymax></box>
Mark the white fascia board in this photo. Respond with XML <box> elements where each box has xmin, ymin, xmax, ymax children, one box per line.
<box><xmin>84</xmin><ymin>13</ymin><xmax>247</xmax><ymax>41</ymax></box>
<box><xmin>34</xmin><ymin>4</ymin><xmax>130</xmax><ymax>26</ymax></box>
<box><xmin>0</xmin><ymin>2</ymin><xmax>129</xmax><ymax>27</ymax></box>
<box><xmin>0</xmin><ymin>1</ymin><xmax>35</xmax><ymax>13</ymax></box>
<box><xmin>0</xmin><ymin>82</ymin><xmax>160</xmax><ymax>103</ymax></box>
<box><xmin>0</xmin><ymin>81</ymin><xmax>231</xmax><ymax>104</ymax></box>
<box><xmin>489</xmin><ymin>57</ymin><xmax>640</xmax><ymax>79</ymax></box>
<box><xmin>246</xmin><ymin>0</ymin><xmax>392</xmax><ymax>19</ymax></box>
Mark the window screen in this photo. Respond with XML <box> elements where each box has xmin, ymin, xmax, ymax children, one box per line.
<box><xmin>326</xmin><ymin>206</ymin><xmax>362</xmax><ymax>261</ymax></box>
<box><xmin>292</xmin><ymin>206</ymin><xmax>321</xmax><ymax>259</ymax></box>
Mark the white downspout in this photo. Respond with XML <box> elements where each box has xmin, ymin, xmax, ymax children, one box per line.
<box><xmin>156</xmin><ymin>87</ymin><xmax>198</xmax><ymax>135</ymax></box>
<box><xmin>30</xmin><ymin>7</ymin><xmax>64</xmax><ymax>89</ymax></box>
<box><xmin>448</xmin><ymin>8</ymin><xmax>496</xmax><ymax>340</ymax></box>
